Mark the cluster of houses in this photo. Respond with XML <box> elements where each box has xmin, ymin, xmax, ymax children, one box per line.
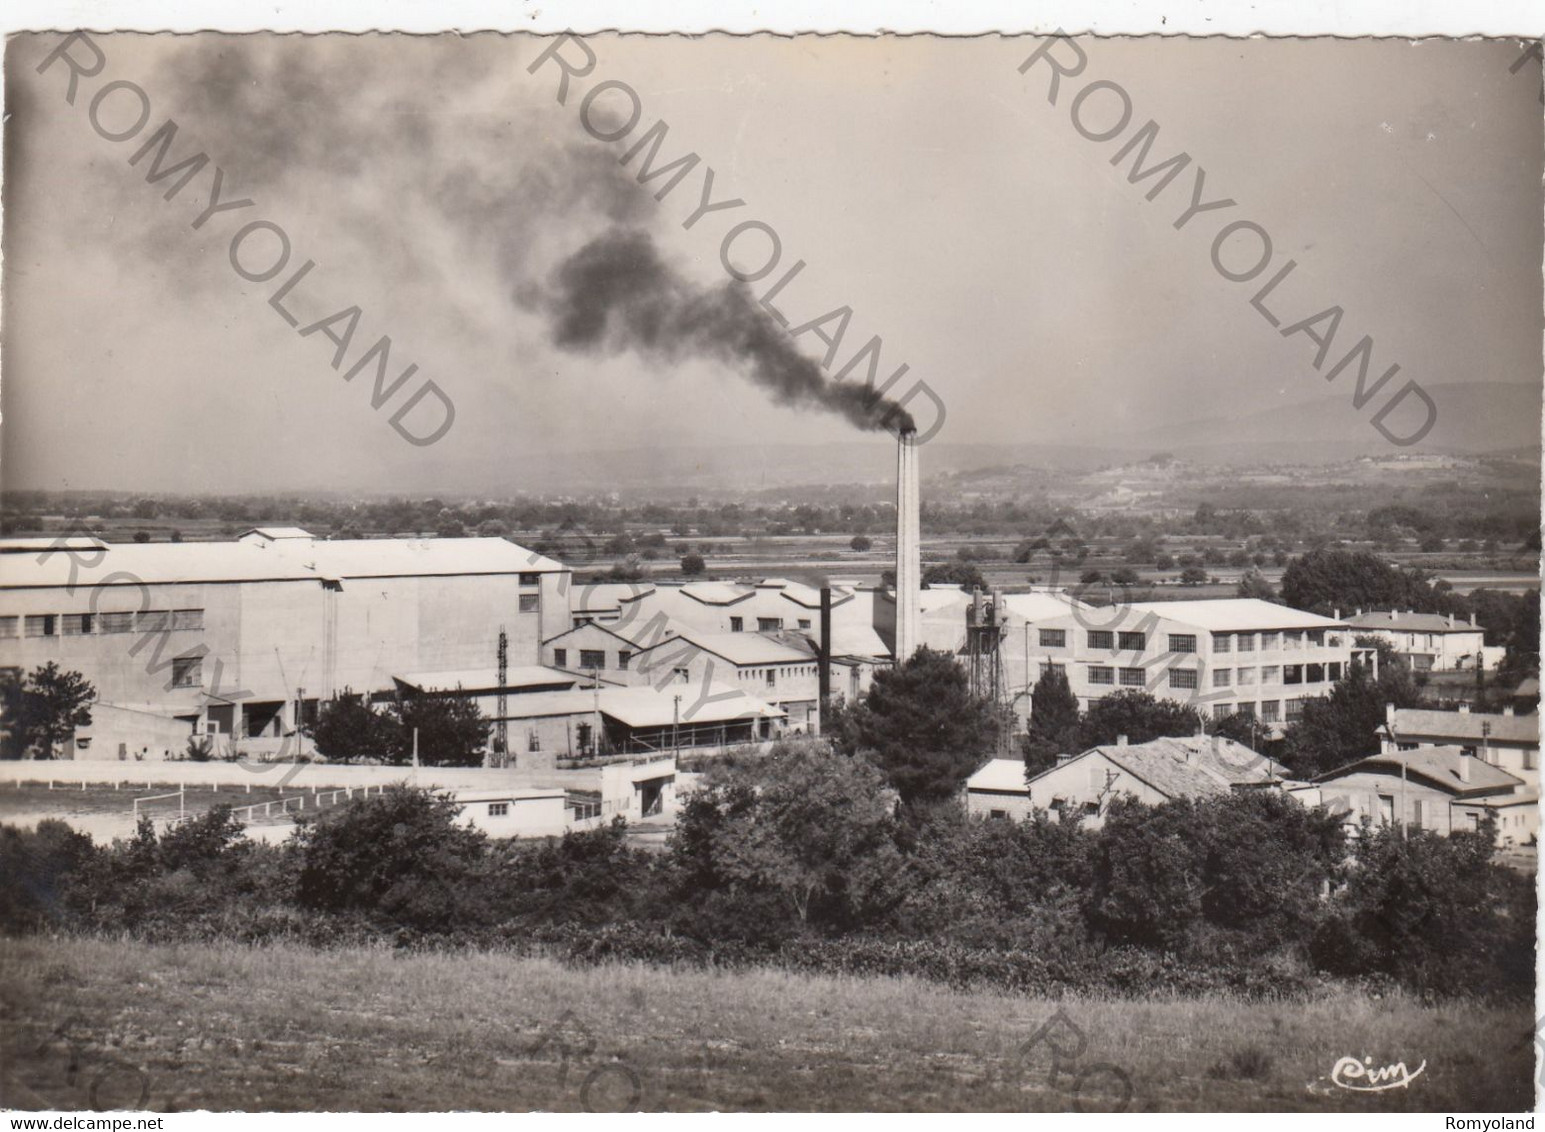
<box><xmin>1</xmin><ymin>527</ymin><xmax>1536</xmax><ymax>849</ymax></box>
<box><xmin>966</xmin><ymin>701</ymin><xmax>1540</xmax><ymax>848</ymax></box>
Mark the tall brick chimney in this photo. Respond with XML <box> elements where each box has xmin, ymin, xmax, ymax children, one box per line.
<box><xmin>895</xmin><ymin>428</ymin><xmax>920</xmax><ymax>663</ymax></box>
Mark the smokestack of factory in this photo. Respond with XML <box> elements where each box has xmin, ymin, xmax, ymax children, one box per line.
<box><xmin>895</xmin><ymin>428</ymin><xmax>921</xmax><ymax>663</ymax></box>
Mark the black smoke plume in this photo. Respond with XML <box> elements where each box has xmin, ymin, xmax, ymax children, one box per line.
<box><xmin>540</xmin><ymin>228</ymin><xmax>915</xmax><ymax>434</ymax></box>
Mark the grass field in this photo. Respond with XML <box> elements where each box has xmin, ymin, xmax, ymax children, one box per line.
<box><xmin>0</xmin><ymin>936</ymin><xmax>1533</xmax><ymax>1112</ymax></box>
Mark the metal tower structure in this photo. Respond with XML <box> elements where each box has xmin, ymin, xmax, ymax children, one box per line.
<box><xmin>965</xmin><ymin>587</ymin><xmax>1014</xmax><ymax>754</ymax></box>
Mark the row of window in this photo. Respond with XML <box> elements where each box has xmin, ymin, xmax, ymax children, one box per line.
<box><xmin>554</xmin><ymin>647</ymin><xmax>632</xmax><ymax>671</ymax></box>
<box><xmin>1212</xmin><ymin>662</ymin><xmax>1343</xmax><ymax>687</ymax></box>
<box><xmin>1212</xmin><ymin>630</ymin><xmax>1328</xmax><ymax>651</ymax></box>
<box><xmin>1069</xmin><ymin>661</ymin><xmax>1342</xmax><ymax>692</ymax></box>
<box><xmin>1213</xmin><ymin>698</ymin><xmax>1313</xmax><ymax>723</ymax></box>
<box><xmin>1042</xmin><ymin>628</ymin><xmax>1334</xmax><ymax>653</ymax></box>
<box><xmin>727</xmin><ymin>616</ymin><xmax>812</xmax><ymax>632</ymax></box>
<box><xmin>0</xmin><ymin>609</ymin><xmax>205</xmax><ymax>639</ymax></box>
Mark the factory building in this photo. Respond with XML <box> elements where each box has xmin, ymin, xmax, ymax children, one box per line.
<box><xmin>1</xmin><ymin>529</ymin><xmax>570</xmax><ymax>756</ymax></box>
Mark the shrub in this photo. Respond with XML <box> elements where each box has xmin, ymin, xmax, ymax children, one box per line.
<box><xmin>291</xmin><ymin>786</ymin><xmax>488</xmax><ymax>932</ymax></box>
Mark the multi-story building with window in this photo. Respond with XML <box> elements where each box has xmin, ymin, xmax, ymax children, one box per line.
<box><xmin>1012</xmin><ymin>598</ymin><xmax>1354</xmax><ymax>734</ymax></box>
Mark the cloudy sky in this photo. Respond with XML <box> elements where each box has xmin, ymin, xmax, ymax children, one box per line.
<box><xmin>3</xmin><ymin>33</ymin><xmax>1541</xmax><ymax>492</ymax></box>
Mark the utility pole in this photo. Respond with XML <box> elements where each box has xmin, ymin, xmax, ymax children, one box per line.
<box><xmin>591</xmin><ymin>668</ymin><xmax>602</xmax><ymax>757</ymax></box>
<box><xmin>673</xmin><ymin>694</ymin><xmax>682</xmax><ymax>751</ymax></box>
<box><xmin>496</xmin><ymin>627</ymin><xmax>509</xmax><ymax>766</ymax></box>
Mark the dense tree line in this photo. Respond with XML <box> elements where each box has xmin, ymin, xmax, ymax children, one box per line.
<box><xmin>1</xmin><ymin>753</ymin><xmax>1530</xmax><ymax>1002</ymax></box>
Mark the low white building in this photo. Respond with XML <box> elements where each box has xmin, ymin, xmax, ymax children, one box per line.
<box><xmin>1346</xmin><ymin>609</ymin><xmax>1488</xmax><ymax>672</ymax></box>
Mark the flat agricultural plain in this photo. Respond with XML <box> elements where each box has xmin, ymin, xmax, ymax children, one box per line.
<box><xmin>0</xmin><ymin>937</ymin><xmax>1533</xmax><ymax>1112</ymax></box>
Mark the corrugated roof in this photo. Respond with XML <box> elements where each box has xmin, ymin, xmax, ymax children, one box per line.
<box><xmin>1389</xmin><ymin>707</ymin><xmax>1539</xmax><ymax>745</ymax></box>
<box><xmin>679</xmin><ymin>582</ymin><xmax>754</xmax><ymax>606</ymax></box>
<box><xmin>395</xmin><ymin>666</ymin><xmax>581</xmax><ymax>694</ymax></box>
<box><xmin>1318</xmin><ymin>745</ymin><xmax>1525</xmax><ymax>796</ymax></box>
<box><xmin>1124</xmin><ymin>598</ymin><xmax>1345</xmax><ymax>632</ymax></box>
<box><xmin>241</xmin><ymin>527</ymin><xmax>316</xmax><ymax>540</ymax></box>
<box><xmin>1347</xmin><ymin>611</ymin><xmax>1480</xmax><ymax>634</ymax></box>
<box><xmin>596</xmin><ymin>684</ymin><xmax>785</xmax><ymax>728</ymax></box>
<box><xmin>635</xmin><ymin>630</ymin><xmax>811</xmax><ymax>667</ymax></box>
<box><xmin>0</xmin><ymin>536</ymin><xmax>108</xmax><ymax>553</ymax></box>
<box><xmin>4</xmin><ymin>535</ymin><xmax>566</xmax><ymax>589</ymax></box>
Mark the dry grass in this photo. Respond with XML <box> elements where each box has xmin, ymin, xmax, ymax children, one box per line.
<box><xmin>0</xmin><ymin>935</ymin><xmax>1533</xmax><ymax>1112</ymax></box>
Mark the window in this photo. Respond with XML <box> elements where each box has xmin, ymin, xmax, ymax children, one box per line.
<box><xmin>519</xmin><ymin>594</ymin><xmax>539</xmax><ymax>613</ymax></box>
<box><xmin>172</xmin><ymin>608</ymin><xmax>204</xmax><ymax>631</ymax></box>
<box><xmin>1236</xmin><ymin>633</ymin><xmax>1255</xmax><ymax>653</ymax></box>
<box><xmin>60</xmin><ymin>614</ymin><xmax>93</xmax><ymax>636</ymax></box>
<box><xmin>1213</xmin><ymin>669</ymin><xmax>1232</xmax><ymax>687</ymax></box>
<box><xmin>1235</xmin><ymin>702</ymin><xmax>1256</xmax><ymax>719</ymax></box>
<box><xmin>1306</xmin><ymin>663</ymin><xmax>1325</xmax><ymax>683</ymax></box>
<box><xmin>1089</xmin><ymin>666</ymin><xmax>1115</xmax><ymax>685</ymax></box>
<box><xmin>1168</xmin><ymin>634</ymin><xmax>1197</xmax><ymax>654</ymax></box>
<box><xmin>579</xmin><ymin>649</ymin><xmax>606</xmax><ymax>670</ymax></box>
<box><xmin>758</xmin><ymin>618</ymin><xmax>783</xmax><ymax>631</ymax></box>
<box><xmin>1118</xmin><ymin>631</ymin><xmax>1147</xmax><ymax>651</ymax></box>
<box><xmin>553</xmin><ymin>648</ymin><xmax>568</xmax><ymax>667</ymax></box>
<box><xmin>1307</xmin><ymin>630</ymin><xmax>1325</xmax><ymax>647</ymax></box>
<box><xmin>1088</xmin><ymin>630</ymin><xmax>1114</xmax><ymax>650</ymax></box>
<box><xmin>1039</xmin><ymin>662</ymin><xmax>1065</xmax><ymax>678</ymax></box>
<box><xmin>171</xmin><ymin>656</ymin><xmax>202</xmax><ymax>688</ymax></box>
<box><xmin>618</xmin><ymin>650</ymin><xmax>631</xmax><ymax>672</ymax></box>
<box><xmin>1083</xmin><ymin>800</ymin><xmax>1101</xmax><ymax>816</ymax></box>
<box><xmin>1212</xmin><ymin>702</ymin><xmax>1234</xmax><ymax>719</ymax></box>
<box><xmin>0</xmin><ymin>617</ymin><xmax>16</xmax><ymax>639</ymax></box>
<box><xmin>729</xmin><ymin>617</ymin><xmax>743</xmax><ymax>632</ymax></box>
<box><xmin>1377</xmin><ymin>794</ymin><xmax>1395</xmax><ymax>826</ymax></box>
<box><xmin>527</xmin><ymin>729</ymin><xmax>541</xmax><ymax>752</ymax></box>
<box><xmin>519</xmin><ymin>573</ymin><xmax>540</xmax><ymax>586</ymax></box>
<box><xmin>989</xmin><ymin>809</ymin><xmax>1008</xmax><ymax>821</ymax></box>
<box><xmin>136</xmin><ymin>610</ymin><xmax>169</xmax><ymax>633</ymax></box>
<box><xmin>1259</xmin><ymin>631</ymin><xmax>1279</xmax><ymax>650</ymax></box>
<box><xmin>1212</xmin><ymin>633</ymin><xmax>1231</xmax><ymax>652</ymax></box>
<box><xmin>24</xmin><ymin>615</ymin><xmax>55</xmax><ymax>638</ymax></box>
<box><xmin>673</xmin><ymin>667</ymin><xmax>690</xmax><ymax>684</ymax></box>
<box><xmin>1169</xmin><ymin>669</ymin><xmax>1198</xmax><ymax>690</ymax></box>
<box><xmin>488</xmin><ymin>802</ymin><xmax>509</xmax><ymax>817</ymax></box>
<box><xmin>1119</xmin><ymin>667</ymin><xmax>1145</xmax><ymax>687</ymax></box>
<box><xmin>1283</xmin><ymin>630</ymin><xmax>1302</xmax><ymax>648</ymax></box>
<box><xmin>1327</xmin><ymin>662</ymin><xmax>1343</xmax><ymax>682</ymax></box>
<box><xmin>1283</xmin><ymin>664</ymin><xmax>1303</xmax><ymax>685</ymax></box>
<box><xmin>1260</xmin><ymin>665</ymin><xmax>1280</xmax><ymax>684</ymax></box>
<box><xmin>765</xmin><ymin>669</ymin><xmax>776</xmax><ymax>687</ymax></box>
<box><xmin>798</xmin><ymin>618</ymin><xmax>811</xmax><ymax>630</ymax></box>
<box><xmin>98</xmin><ymin>612</ymin><xmax>133</xmax><ymax>634</ymax></box>
<box><xmin>1040</xmin><ymin>628</ymin><xmax>1067</xmax><ymax>648</ymax></box>
<box><xmin>1261</xmin><ymin>700</ymin><xmax>1281</xmax><ymax>722</ymax></box>
<box><xmin>1411</xmin><ymin>799</ymin><xmax>1424</xmax><ymax>830</ymax></box>
<box><xmin>1286</xmin><ymin>697</ymin><xmax>1307</xmax><ymax>722</ymax></box>
<box><xmin>1237</xmin><ymin>667</ymin><xmax>1257</xmax><ymax>687</ymax></box>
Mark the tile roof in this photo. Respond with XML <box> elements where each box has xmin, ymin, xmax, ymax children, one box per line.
<box><xmin>1095</xmin><ymin>735</ymin><xmax>1287</xmax><ymax>798</ymax></box>
<box><xmin>1317</xmin><ymin>745</ymin><xmax>1525</xmax><ymax>796</ymax></box>
<box><xmin>1388</xmin><ymin>708</ymin><xmax>1539</xmax><ymax>745</ymax></box>
<box><xmin>1347</xmin><ymin>610</ymin><xmax>1481</xmax><ymax>634</ymax></box>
